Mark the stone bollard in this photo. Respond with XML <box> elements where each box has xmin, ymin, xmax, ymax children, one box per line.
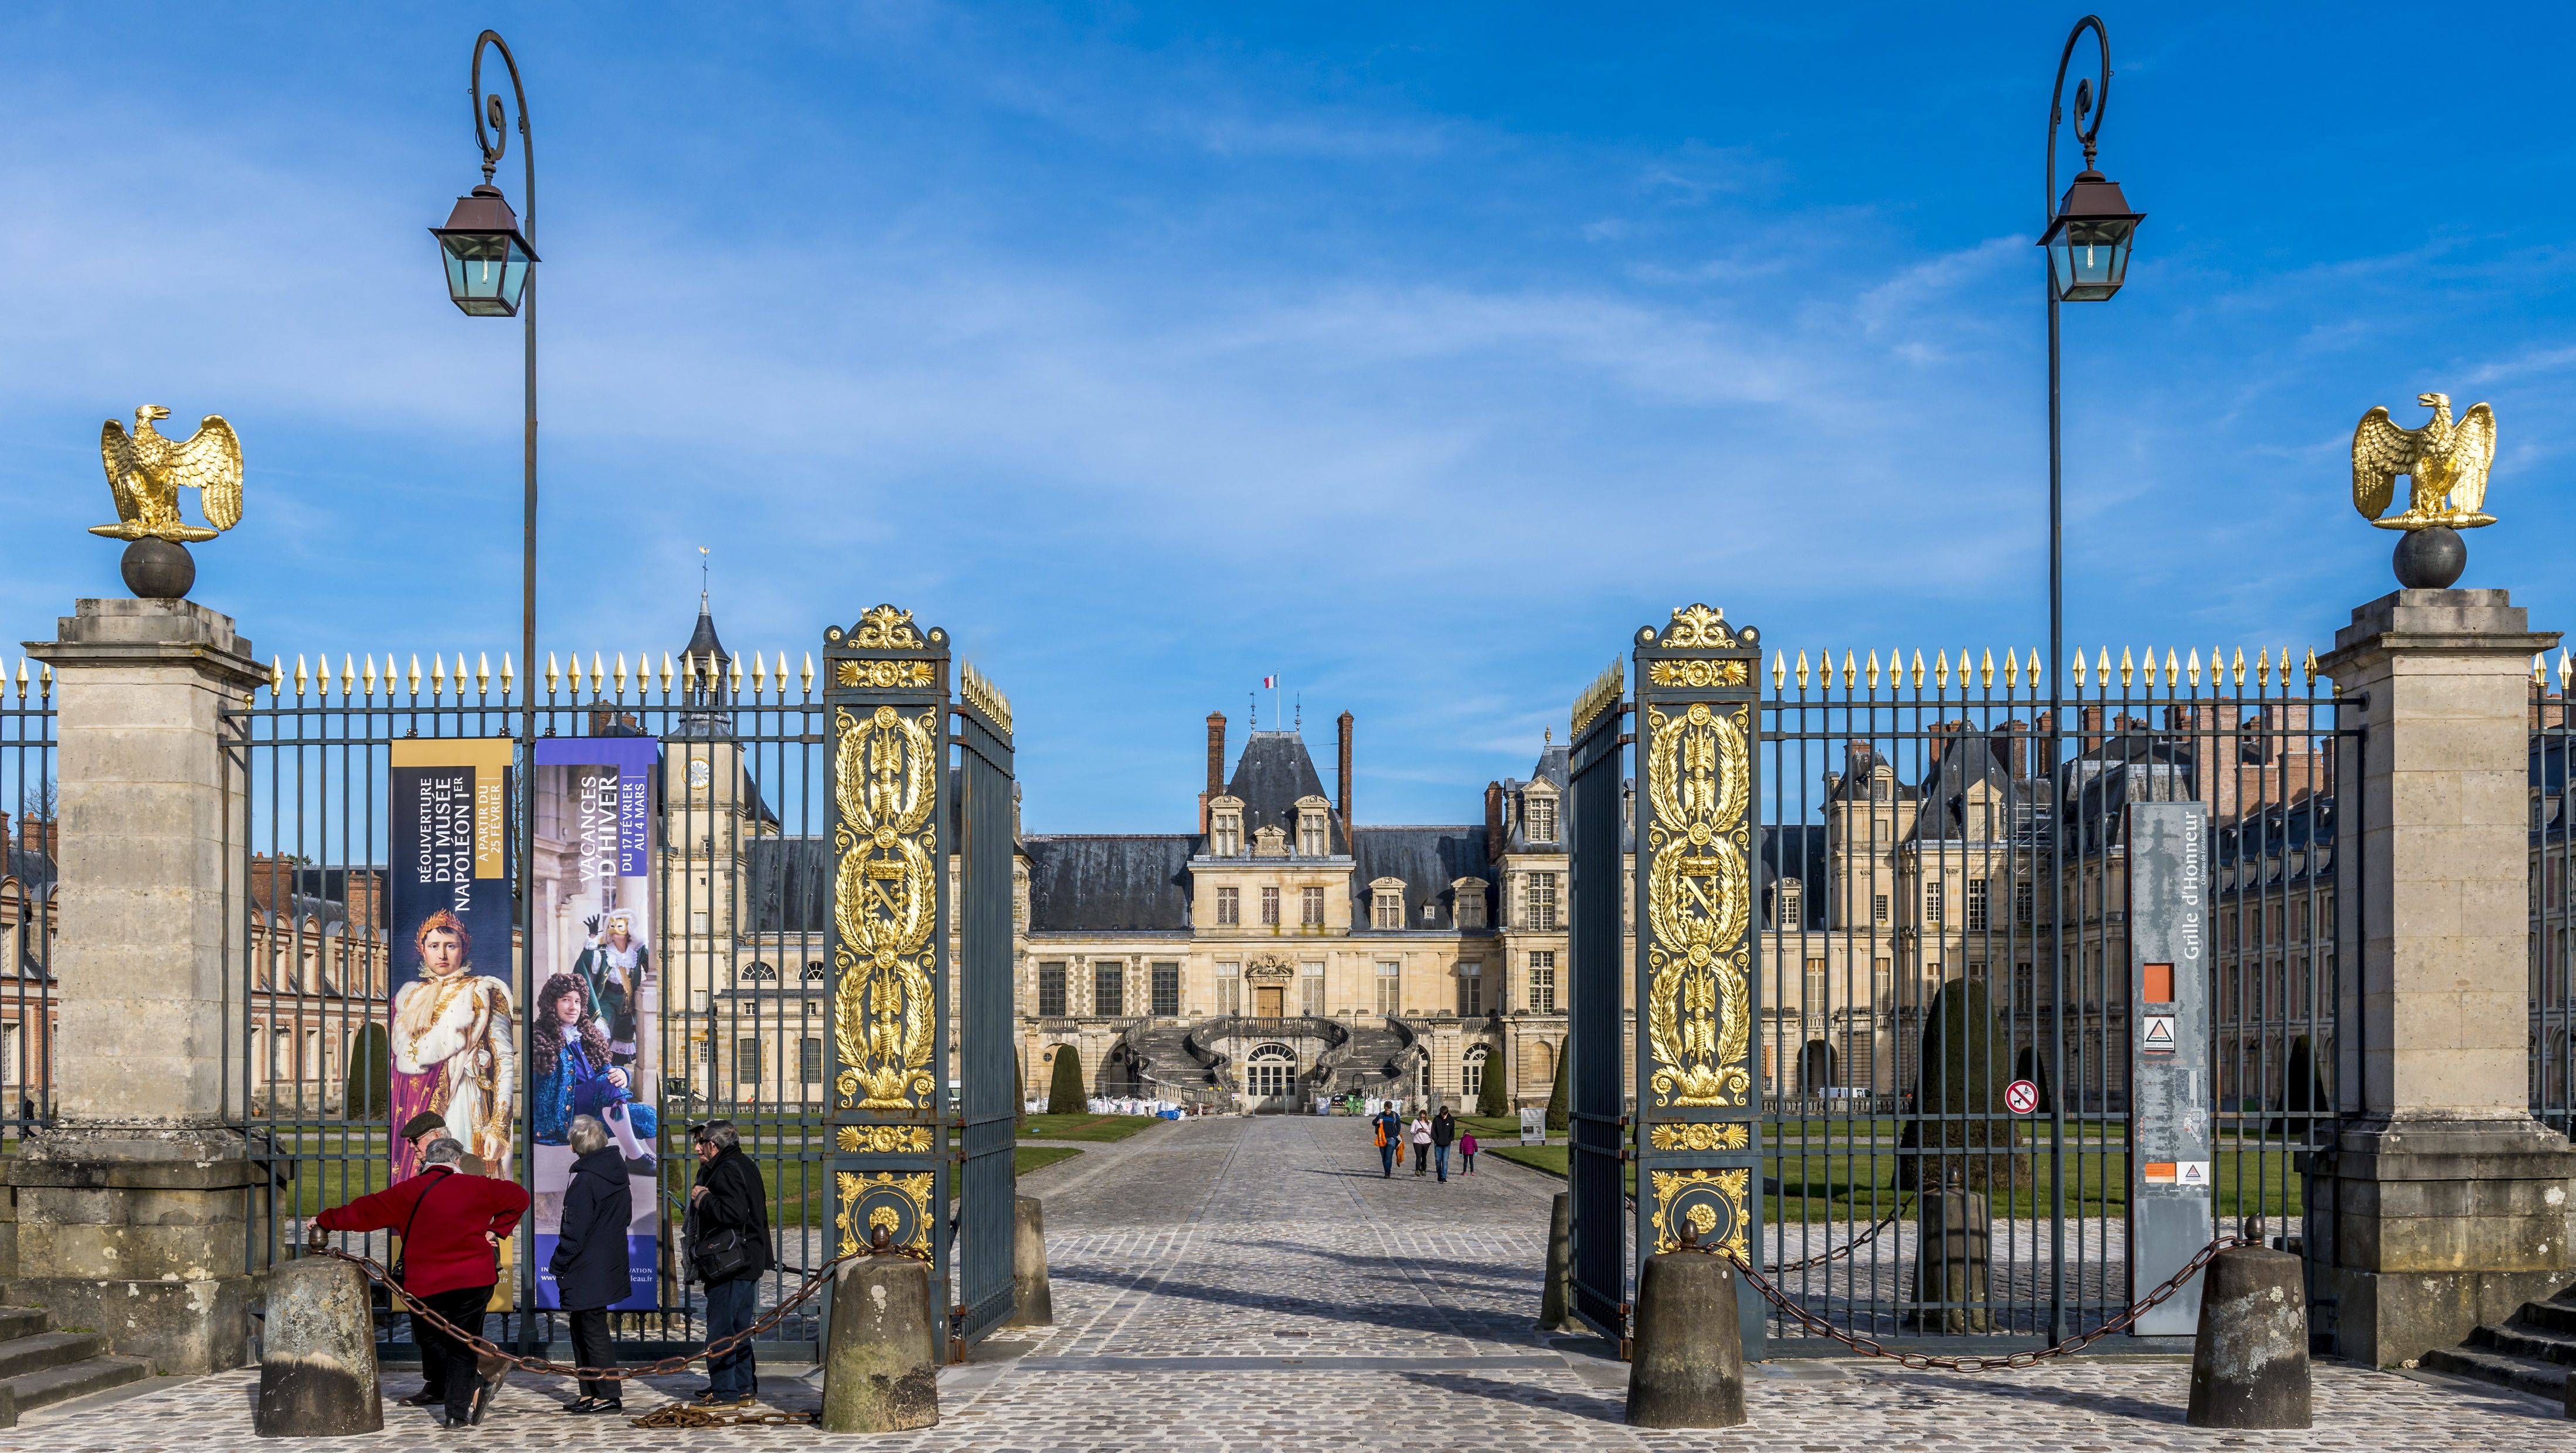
<box><xmin>1009</xmin><ymin>1195</ymin><xmax>1055</xmax><ymax>1328</ymax></box>
<box><xmin>2186</xmin><ymin>1246</ymin><xmax>2311</xmax><ymax>1430</ymax></box>
<box><xmin>1623</xmin><ymin>1244</ymin><xmax>1746</xmax><ymax>1428</ymax></box>
<box><xmin>254</xmin><ymin>1256</ymin><xmax>384</xmax><ymax>1437</ymax></box>
<box><xmin>820</xmin><ymin>1251</ymin><xmax>940</xmax><ymax>1433</ymax></box>
<box><xmin>1538</xmin><ymin>1192</ymin><xmax>1583</xmax><ymax>1334</ymax></box>
<box><xmin>1909</xmin><ymin>1186</ymin><xmax>1992</xmax><ymax>1334</ymax></box>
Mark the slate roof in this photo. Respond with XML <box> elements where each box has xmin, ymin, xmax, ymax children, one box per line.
<box><xmin>1350</xmin><ymin>826</ymin><xmax>1493</xmax><ymax>933</ymax></box>
<box><xmin>745</xmin><ymin>836</ymin><xmax>831</xmax><ymax>935</ymax></box>
<box><xmin>1025</xmin><ymin>835</ymin><xmax>1197</xmax><ymax>933</ymax></box>
<box><xmin>1222</xmin><ymin>731</ymin><xmax>1345</xmax><ymax>854</ymax></box>
<box><xmin>1912</xmin><ymin>732</ymin><xmax>2047</xmax><ymax>844</ymax></box>
<box><xmin>1760</xmin><ymin>824</ymin><xmax>1828</xmax><ymax>930</ymax></box>
<box><xmin>2</xmin><ymin>844</ymin><xmax>56</xmax><ymax>898</ymax></box>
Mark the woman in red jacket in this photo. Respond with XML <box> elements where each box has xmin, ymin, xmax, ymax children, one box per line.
<box><xmin>315</xmin><ymin>1136</ymin><xmax>530</xmax><ymax>1427</ymax></box>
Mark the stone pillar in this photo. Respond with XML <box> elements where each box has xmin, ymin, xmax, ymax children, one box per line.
<box><xmin>2310</xmin><ymin>588</ymin><xmax>2576</xmax><ymax>1366</ymax></box>
<box><xmin>1</xmin><ymin>599</ymin><xmax>269</xmax><ymax>1374</ymax></box>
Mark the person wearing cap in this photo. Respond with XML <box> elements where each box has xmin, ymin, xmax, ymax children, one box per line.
<box><xmin>402</xmin><ymin>1111</ymin><xmax>488</xmax><ymax>1178</ymax></box>
<box><xmin>687</xmin><ymin>1121</ymin><xmax>771</xmax><ymax>1408</ymax></box>
<box><xmin>316</xmin><ymin>1136</ymin><xmax>529</xmax><ymax>1427</ymax></box>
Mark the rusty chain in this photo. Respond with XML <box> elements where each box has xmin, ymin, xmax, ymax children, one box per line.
<box><xmin>312</xmin><ymin>1227</ymin><xmax>930</xmax><ymax>1385</ymax></box>
<box><xmin>1668</xmin><ymin>1221</ymin><xmax>2252</xmax><ymax>1372</ymax></box>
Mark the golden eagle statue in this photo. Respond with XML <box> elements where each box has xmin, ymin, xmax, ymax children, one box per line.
<box><xmin>2351</xmin><ymin>392</ymin><xmax>2496</xmax><ymax>532</ymax></box>
<box><xmin>91</xmin><ymin>405</ymin><xmax>244</xmax><ymax>543</ymax></box>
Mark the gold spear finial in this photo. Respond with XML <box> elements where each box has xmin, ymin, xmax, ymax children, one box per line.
<box><xmin>1910</xmin><ymin>649</ymin><xmax>1925</xmax><ymax>690</ymax></box>
<box><xmin>294</xmin><ymin>655</ymin><xmax>309</xmax><ymax>699</ymax></box>
<box><xmin>477</xmin><ymin>652</ymin><xmax>491</xmax><ymax>698</ymax></box>
<box><xmin>1795</xmin><ymin>650</ymin><xmax>1811</xmax><ymax>691</ymax></box>
<box><xmin>728</xmin><ymin>651</ymin><xmax>743</xmax><ymax>696</ymax></box>
<box><xmin>660</xmin><ymin>652</ymin><xmax>674</xmax><ymax>696</ymax></box>
<box><xmin>1933</xmin><ymin>650</ymin><xmax>1950</xmax><ymax>691</ymax></box>
<box><xmin>2302</xmin><ymin>648</ymin><xmax>2318</xmax><ymax>685</ymax></box>
<box><xmin>801</xmin><ymin>652</ymin><xmax>815</xmax><ymax>697</ymax></box>
<box><xmin>1865</xmin><ymin>649</ymin><xmax>1880</xmax><ymax>692</ymax></box>
<box><xmin>1841</xmin><ymin>650</ymin><xmax>1855</xmax><ymax>690</ymax></box>
<box><xmin>270</xmin><ymin>656</ymin><xmax>284</xmax><ymax>696</ymax></box>
<box><xmin>1772</xmin><ymin>651</ymin><xmax>1786</xmax><ymax>690</ymax></box>
<box><xmin>2186</xmin><ymin>648</ymin><xmax>2201</xmax><ymax>690</ymax></box>
<box><xmin>2071</xmin><ymin>650</ymin><xmax>2086</xmax><ymax>689</ymax></box>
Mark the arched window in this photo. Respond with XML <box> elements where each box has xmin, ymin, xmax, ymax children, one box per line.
<box><xmin>1245</xmin><ymin>1043</ymin><xmax>1299</xmax><ymax>1101</ymax></box>
<box><xmin>1462</xmin><ymin>1044</ymin><xmax>1491</xmax><ymax>1101</ymax></box>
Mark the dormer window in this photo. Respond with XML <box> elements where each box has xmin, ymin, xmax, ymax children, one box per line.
<box><xmin>1773</xmin><ymin>879</ymin><xmax>1803</xmax><ymax>927</ymax></box>
<box><xmin>1370</xmin><ymin>877</ymin><xmax>1406</xmax><ymax>930</ymax></box>
<box><xmin>1209</xmin><ymin>795</ymin><xmax>1245</xmax><ymax>857</ymax></box>
<box><xmin>1253</xmin><ymin>824</ymin><xmax>1287</xmax><ymax>857</ymax></box>
<box><xmin>1524</xmin><ymin>785</ymin><xmax>1559</xmax><ymax>843</ymax></box>
<box><xmin>1453</xmin><ymin>877</ymin><xmax>1489</xmax><ymax>930</ymax></box>
<box><xmin>1296</xmin><ymin>795</ymin><xmax>1331</xmax><ymax>856</ymax></box>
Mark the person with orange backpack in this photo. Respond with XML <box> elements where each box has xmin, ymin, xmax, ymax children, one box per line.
<box><xmin>1372</xmin><ymin>1105</ymin><xmax>1402</xmax><ymax>1177</ymax></box>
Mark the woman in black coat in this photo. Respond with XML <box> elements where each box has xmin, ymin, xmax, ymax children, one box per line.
<box><xmin>549</xmin><ymin>1115</ymin><xmax>633</xmax><ymax>1413</ymax></box>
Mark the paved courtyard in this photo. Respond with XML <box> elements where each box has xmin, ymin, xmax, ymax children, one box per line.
<box><xmin>18</xmin><ymin>1114</ymin><xmax>2575</xmax><ymax>1449</ymax></box>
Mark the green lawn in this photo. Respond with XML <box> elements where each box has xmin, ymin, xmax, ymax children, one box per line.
<box><xmin>1487</xmin><ymin>1143</ymin><xmax>2304</xmax><ymax>1223</ymax></box>
<box><xmin>1014</xmin><ymin>1145</ymin><xmax>1084</xmax><ymax>1175</ymax></box>
<box><xmin>1017</xmin><ymin>1114</ymin><xmax>1164</xmax><ymax>1142</ymax></box>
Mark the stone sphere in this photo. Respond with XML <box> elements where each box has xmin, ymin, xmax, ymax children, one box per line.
<box><xmin>2391</xmin><ymin>526</ymin><xmax>2465</xmax><ymax>590</ymax></box>
<box><xmin>121</xmin><ymin>538</ymin><xmax>196</xmax><ymax>599</ymax></box>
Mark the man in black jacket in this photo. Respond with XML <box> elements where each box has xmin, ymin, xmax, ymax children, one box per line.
<box><xmin>1430</xmin><ymin>1107</ymin><xmax>1457</xmax><ymax>1183</ymax></box>
<box><xmin>689</xmin><ymin>1121</ymin><xmax>772</xmax><ymax>1407</ymax></box>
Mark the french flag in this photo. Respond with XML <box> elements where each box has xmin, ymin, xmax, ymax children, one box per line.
<box><xmin>1262</xmin><ymin>675</ymin><xmax>1277</xmax><ymax>688</ymax></box>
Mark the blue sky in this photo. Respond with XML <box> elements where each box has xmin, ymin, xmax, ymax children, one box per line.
<box><xmin>2</xmin><ymin>4</ymin><xmax>2570</xmax><ymax>831</ymax></box>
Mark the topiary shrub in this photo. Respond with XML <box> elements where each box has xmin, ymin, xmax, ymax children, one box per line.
<box><xmin>1898</xmin><ymin>978</ymin><xmax>2023</xmax><ymax>1193</ymax></box>
<box><xmin>1047</xmin><ymin>1043</ymin><xmax>1086</xmax><ymax>1116</ymax></box>
<box><xmin>1476</xmin><ymin>1050</ymin><xmax>1508</xmax><ymax>1118</ymax></box>
<box><xmin>343</xmin><ymin>1023</ymin><xmax>390</xmax><ymax>1119</ymax></box>
<box><xmin>1544</xmin><ymin>1049</ymin><xmax>1569</xmax><ymax>1134</ymax></box>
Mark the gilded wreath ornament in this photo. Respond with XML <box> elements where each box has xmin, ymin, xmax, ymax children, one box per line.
<box><xmin>1644</xmin><ymin>701</ymin><xmax>1752</xmax><ymax>1108</ymax></box>
<box><xmin>1650</xmin><ymin>1168</ymin><xmax>1750</xmax><ymax>1259</ymax></box>
<box><xmin>832</xmin><ymin>703</ymin><xmax>942</xmax><ymax>1110</ymax></box>
<box><xmin>835</xmin><ymin>658</ymin><xmax>936</xmax><ymax>689</ymax></box>
<box><xmin>835</xmin><ymin>1170</ymin><xmax>934</xmax><ymax>1255</ymax></box>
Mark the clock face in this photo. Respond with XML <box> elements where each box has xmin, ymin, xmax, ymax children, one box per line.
<box><xmin>688</xmin><ymin>759</ymin><xmax>712</xmax><ymax>791</ymax></box>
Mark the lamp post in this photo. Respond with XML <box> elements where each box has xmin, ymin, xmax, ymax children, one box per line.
<box><xmin>2038</xmin><ymin>13</ymin><xmax>2142</xmax><ymax>1345</ymax></box>
<box><xmin>429</xmin><ymin>28</ymin><xmax>538</xmax><ymax>1340</ymax></box>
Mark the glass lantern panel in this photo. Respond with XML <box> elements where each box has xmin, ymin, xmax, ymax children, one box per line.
<box><xmin>438</xmin><ymin>233</ymin><xmax>532</xmax><ymax>317</ymax></box>
<box><xmin>2050</xmin><ymin>218</ymin><xmax>2135</xmax><ymax>302</ymax></box>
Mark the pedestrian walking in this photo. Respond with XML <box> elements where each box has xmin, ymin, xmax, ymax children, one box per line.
<box><xmin>313</xmin><ymin>1136</ymin><xmax>528</xmax><ymax>1428</ymax></box>
<box><xmin>1431</xmin><ymin>1108</ymin><xmax>1456</xmax><ymax>1182</ymax></box>
<box><xmin>688</xmin><ymin>1121</ymin><xmax>772</xmax><ymax>1408</ymax></box>
<box><xmin>1459</xmin><ymin>1128</ymin><xmax>1479</xmax><ymax>1175</ymax></box>
<box><xmin>1372</xmin><ymin>1107</ymin><xmax>1399</xmax><ymax>1178</ymax></box>
<box><xmin>549</xmin><ymin>1115</ymin><xmax>633</xmax><ymax>1415</ymax></box>
<box><xmin>1408</xmin><ymin>1115</ymin><xmax>1432</xmax><ymax>1176</ymax></box>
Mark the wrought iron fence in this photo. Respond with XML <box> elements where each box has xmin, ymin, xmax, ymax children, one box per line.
<box><xmin>1</xmin><ymin>657</ymin><xmax>55</xmax><ymax>1139</ymax></box>
<box><xmin>228</xmin><ymin>648</ymin><xmax>837</xmax><ymax>1357</ymax></box>
<box><xmin>2532</xmin><ymin>662</ymin><xmax>2576</xmax><ymax>1135</ymax></box>
<box><xmin>1754</xmin><ymin>644</ymin><xmax>2347</xmax><ymax>1347</ymax></box>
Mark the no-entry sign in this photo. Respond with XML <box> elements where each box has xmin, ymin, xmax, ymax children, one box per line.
<box><xmin>2005</xmin><ymin>1079</ymin><xmax>2039</xmax><ymax>1115</ymax></box>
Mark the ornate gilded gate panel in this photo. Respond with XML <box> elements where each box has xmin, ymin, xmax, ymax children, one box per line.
<box><xmin>824</xmin><ymin>606</ymin><xmax>950</xmax><ymax>1281</ymax></box>
<box><xmin>1632</xmin><ymin>605</ymin><xmax>1763</xmax><ymax>1351</ymax></box>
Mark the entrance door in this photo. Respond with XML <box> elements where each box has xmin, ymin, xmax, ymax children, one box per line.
<box><xmin>1255</xmin><ymin>986</ymin><xmax>1285</xmax><ymax>1018</ymax></box>
<box><xmin>1245</xmin><ymin>1043</ymin><xmax>1299</xmax><ymax>1111</ymax></box>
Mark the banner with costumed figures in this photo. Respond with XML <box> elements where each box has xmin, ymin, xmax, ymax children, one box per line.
<box><xmin>529</xmin><ymin>736</ymin><xmax>662</xmax><ymax>1311</ymax></box>
<box><xmin>388</xmin><ymin>739</ymin><xmax>519</xmax><ymax>1183</ymax></box>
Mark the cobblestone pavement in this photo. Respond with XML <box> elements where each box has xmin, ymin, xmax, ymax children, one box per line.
<box><xmin>17</xmin><ymin>1114</ymin><xmax>2575</xmax><ymax>1449</ymax></box>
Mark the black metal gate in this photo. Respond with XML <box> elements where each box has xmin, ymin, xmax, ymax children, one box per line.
<box><xmin>1565</xmin><ymin>654</ymin><xmax>1627</xmax><ymax>1339</ymax></box>
<box><xmin>821</xmin><ymin>605</ymin><xmax>1017</xmax><ymax>1359</ymax></box>
<box><xmin>1567</xmin><ymin>604</ymin><xmax>1767</xmax><ymax>1352</ymax></box>
<box><xmin>1754</xmin><ymin>644</ymin><xmax>2349</xmax><ymax>1347</ymax></box>
<box><xmin>951</xmin><ymin>663</ymin><xmax>1018</xmax><ymax>1346</ymax></box>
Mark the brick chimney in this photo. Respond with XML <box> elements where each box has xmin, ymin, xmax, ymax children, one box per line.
<box><xmin>1484</xmin><ymin>781</ymin><xmax>1506</xmax><ymax>862</ymax></box>
<box><xmin>19</xmin><ymin>814</ymin><xmax>55</xmax><ymax>861</ymax></box>
<box><xmin>1337</xmin><ymin>712</ymin><xmax>1355</xmax><ymax>847</ymax></box>
<box><xmin>2080</xmin><ymin>705</ymin><xmax>2105</xmax><ymax>756</ymax></box>
<box><xmin>1199</xmin><ymin>712</ymin><xmax>1227</xmax><ymax>832</ymax></box>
